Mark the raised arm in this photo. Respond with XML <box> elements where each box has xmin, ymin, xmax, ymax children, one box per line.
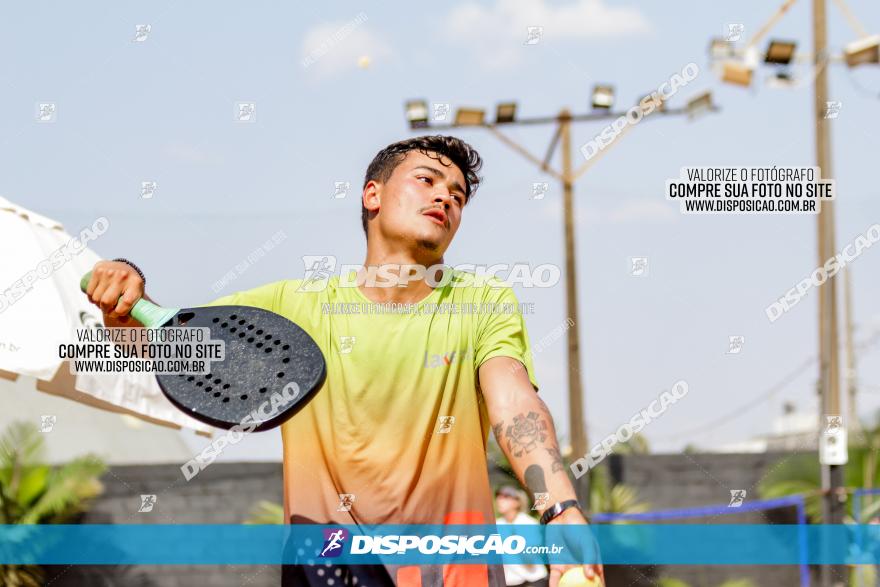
<box><xmin>479</xmin><ymin>356</ymin><xmax>604</xmax><ymax>586</ymax></box>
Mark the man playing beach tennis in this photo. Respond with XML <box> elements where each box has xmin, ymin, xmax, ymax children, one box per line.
<box><xmin>86</xmin><ymin>135</ymin><xmax>603</xmax><ymax>586</ymax></box>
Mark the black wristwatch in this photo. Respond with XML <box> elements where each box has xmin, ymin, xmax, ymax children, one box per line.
<box><xmin>113</xmin><ymin>258</ymin><xmax>146</xmax><ymax>287</ymax></box>
<box><xmin>539</xmin><ymin>499</ymin><xmax>586</xmax><ymax>525</ymax></box>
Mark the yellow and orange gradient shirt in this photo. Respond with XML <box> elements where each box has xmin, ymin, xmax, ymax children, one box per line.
<box><xmin>206</xmin><ymin>270</ymin><xmax>538</xmax><ymax>529</ymax></box>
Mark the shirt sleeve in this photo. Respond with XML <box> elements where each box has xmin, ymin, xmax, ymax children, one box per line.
<box><xmin>474</xmin><ymin>283</ymin><xmax>539</xmax><ymax>392</ymax></box>
<box><xmin>200</xmin><ymin>281</ymin><xmax>284</xmax><ymax>312</ymax></box>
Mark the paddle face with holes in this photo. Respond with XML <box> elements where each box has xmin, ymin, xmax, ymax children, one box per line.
<box><xmin>79</xmin><ymin>271</ymin><xmax>325</xmax><ymax>431</ymax></box>
<box><xmin>161</xmin><ymin>305</ymin><xmax>326</xmax><ymax>431</ymax></box>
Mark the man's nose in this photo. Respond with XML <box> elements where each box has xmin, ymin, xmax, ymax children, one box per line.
<box><xmin>433</xmin><ymin>192</ymin><xmax>452</xmax><ymax>208</ymax></box>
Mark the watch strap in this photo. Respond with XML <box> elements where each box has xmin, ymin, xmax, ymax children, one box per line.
<box><xmin>539</xmin><ymin>499</ymin><xmax>584</xmax><ymax>525</ymax></box>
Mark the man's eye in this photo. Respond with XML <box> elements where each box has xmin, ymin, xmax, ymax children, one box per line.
<box><xmin>417</xmin><ymin>176</ymin><xmax>432</xmax><ymax>184</ymax></box>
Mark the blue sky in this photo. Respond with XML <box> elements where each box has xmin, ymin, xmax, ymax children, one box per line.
<box><xmin>3</xmin><ymin>0</ymin><xmax>880</xmax><ymax>460</ymax></box>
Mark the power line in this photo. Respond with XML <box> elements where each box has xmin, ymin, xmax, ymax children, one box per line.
<box><xmin>655</xmin><ymin>324</ymin><xmax>880</xmax><ymax>443</ymax></box>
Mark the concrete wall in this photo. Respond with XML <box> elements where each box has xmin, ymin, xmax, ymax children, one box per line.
<box><xmin>44</xmin><ymin>463</ymin><xmax>283</xmax><ymax>587</ymax></box>
<box><xmin>42</xmin><ymin>452</ymin><xmax>816</xmax><ymax>586</ymax></box>
<box><xmin>599</xmin><ymin>452</ymin><xmax>811</xmax><ymax>587</ymax></box>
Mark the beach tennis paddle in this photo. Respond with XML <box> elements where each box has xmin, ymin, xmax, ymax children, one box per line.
<box><xmin>80</xmin><ymin>271</ymin><xmax>326</xmax><ymax>431</ymax></box>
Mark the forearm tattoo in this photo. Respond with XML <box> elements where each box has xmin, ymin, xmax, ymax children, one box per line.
<box><xmin>504</xmin><ymin>412</ymin><xmax>548</xmax><ymax>457</ymax></box>
<box><xmin>545</xmin><ymin>446</ymin><xmax>564</xmax><ymax>473</ymax></box>
<box><xmin>524</xmin><ymin>464</ymin><xmax>547</xmax><ymax>495</ymax></box>
<box><xmin>493</xmin><ymin>404</ymin><xmax>564</xmax><ymax>486</ymax></box>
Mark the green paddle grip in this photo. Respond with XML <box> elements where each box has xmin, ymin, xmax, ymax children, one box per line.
<box><xmin>80</xmin><ymin>271</ymin><xmax>180</xmax><ymax>329</ymax></box>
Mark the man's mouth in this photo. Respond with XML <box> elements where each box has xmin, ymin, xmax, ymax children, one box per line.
<box><xmin>422</xmin><ymin>208</ymin><xmax>447</xmax><ymax>227</ymax></box>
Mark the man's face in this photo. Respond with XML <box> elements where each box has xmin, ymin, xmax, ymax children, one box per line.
<box><xmin>364</xmin><ymin>150</ymin><xmax>467</xmax><ymax>256</ymax></box>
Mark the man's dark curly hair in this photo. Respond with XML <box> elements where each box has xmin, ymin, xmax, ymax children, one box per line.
<box><xmin>361</xmin><ymin>135</ymin><xmax>482</xmax><ymax>238</ymax></box>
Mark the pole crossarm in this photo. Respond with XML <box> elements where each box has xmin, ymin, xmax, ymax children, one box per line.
<box><xmin>569</xmin><ymin>118</ymin><xmax>636</xmax><ymax>183</ymax></box>
<box><xmin>484</xmin><ymin>124</ymin><xmax>565</xmax><ymax>182</ymax></box>
<box><xmin>832</xmin><ymin>0</ymin><xmax>869</xmax><ymax>39</ymax></box>
<box><xmin>425</xmin><ymin>107</ymin><xmax>689</xmax><ymax>130</ymax></box>
<box><xmin>746</xmin><ymin>0</ymin><xmax>800</xmax><ymax>50</ymax></box>
<box><xmin>543</xmin><ymin>123</ymin><xmax>563</xmax><ymax>172</ymax></box>
<box><xmin>426</xmin><ymin>106</ymin><xmax>697</xmax><ymax>185</ymax></box>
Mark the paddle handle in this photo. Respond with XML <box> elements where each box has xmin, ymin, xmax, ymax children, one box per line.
<box><xmin>80</xmin><ymin>271</ymin><xmax>177</xmax><ymax>328</ymax></box>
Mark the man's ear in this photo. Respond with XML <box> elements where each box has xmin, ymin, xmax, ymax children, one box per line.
<box><xmin>363</xmin><ymin>180</ymin><xmax>381</xmax><ymax>214</ymax></box>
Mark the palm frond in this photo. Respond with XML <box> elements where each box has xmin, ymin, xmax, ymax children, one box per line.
<box><xmin>21</xmin><ymin>456</ymin><xmax>106</xmax><ymax>524</ymax></box>
<box><xmin>0</xmin><ymin>423</ymin><xmax>46</xmax><ymax>470</ymax></box>
<box><xmin>717</xmin><ymin>580</ymin><xmax>757</xmax><ymax>587</ymax></box>
<box><xmin>615</xmin><ymin>433</ymin><xmax>651</xmax><ymax>455</ymax></box>
<box><xmin>0</xmin><ymin>563</ymin><xmax>45</xmax><ymax>587</ymax></box>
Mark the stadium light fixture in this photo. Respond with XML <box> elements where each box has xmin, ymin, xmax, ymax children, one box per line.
<box><xmin>405</xmin><ymin>100</ymin><xmax>429</xmax><ymax>129</ymax></box>
<box><xmin>495</xmin><ymin>102</ymin><xmax>517</xmax><ymax>124</ymax></box>
<box><xmin>454</xmin><ymin>108</ymin><xmax>486</xmax><ymax>126</ymax></box>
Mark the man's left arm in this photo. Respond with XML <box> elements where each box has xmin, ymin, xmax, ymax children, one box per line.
<box><xmin>479</xmin><ymin>355</ymin><xmax>604</xmax><ymax>586</ymax></box>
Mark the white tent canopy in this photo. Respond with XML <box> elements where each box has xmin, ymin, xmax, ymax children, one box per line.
<box><xmin>0</xmin><ymin>374</ymin><xmax>195</xmax><ymax>465</ymax></box>
<box><xmin>0</xmin><ymin>196</ymin><xmax>212</xmax><ymax>435</ymax></box>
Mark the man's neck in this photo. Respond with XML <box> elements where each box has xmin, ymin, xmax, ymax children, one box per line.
<box><xmin>357</xmin><ymin>245</ymin><xmax>445</xmax><ymax>305</ymax></box>
<box><xmin>503</xmin><ymin>511</ymin><xmax>518</xmax><ymax>523</ymax></box>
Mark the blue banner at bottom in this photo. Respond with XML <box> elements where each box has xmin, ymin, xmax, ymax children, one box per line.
<box><xmin>0</xmin><ymin>524</ymin><xmax>875</xmax><ymax>565</ymax></box>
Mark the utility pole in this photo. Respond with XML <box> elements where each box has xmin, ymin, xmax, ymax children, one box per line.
<box><xmin>558</xmin><ymin>109</ymin><xmax>587</xmax><ymax>461</ymax></box>
<box><xmin>813</xmin><ymin>0</ymin><xmax>845</xmax><ymax>585</ymax></box>
<box><xmin>709</xmin><ymin>0</ymin><xmax>880</xmax><ymax>582</ymax></box>
<box><xmin>844</xmin><ymin>268</ymin><xmax>859</xmax><ymax>440</ymax></box>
